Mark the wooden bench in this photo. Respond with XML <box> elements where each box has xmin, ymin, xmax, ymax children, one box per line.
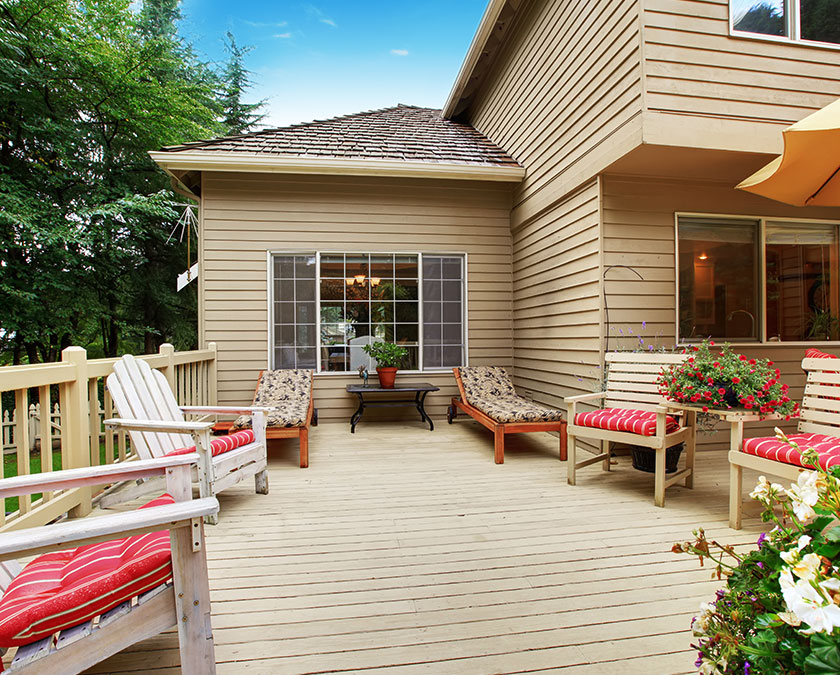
<box><xmin>729</xmin><ymin>355</ymin><xmax>838</xmax><ymax>529</ymax></box>
<box><xmin>564</xmin><ymin>352</ymin><xmax>696</xmax><ymax>507</ymax></box>
<box><xmin>448</xmin><ymin>367</ymin><xmax>567</xmax><ymax>464</ymax></box>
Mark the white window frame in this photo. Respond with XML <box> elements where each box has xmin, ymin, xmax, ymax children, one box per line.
<box><xmin>674</xmin><ymin>212</ymin><xmax>840</xmax><ymax>345</ymax></box>
<box><xmin>729</xmin><ymin>0</ymin><xmax>840</xmax><ymax>50</ymax></box>
<box><xmin>266</xmin><ymin>250</ymin><xmax>469</xmax><ymax>375</ymax></box>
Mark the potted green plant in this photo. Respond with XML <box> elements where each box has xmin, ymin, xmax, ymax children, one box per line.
<box><xmin>362</xmin><ymin>341</ymin><xmax>408</xmax><ymax>388</ymax></box>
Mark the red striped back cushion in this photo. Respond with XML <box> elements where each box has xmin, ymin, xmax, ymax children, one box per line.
<box><xmin>166</xmin><ymin>428</ymin><xmax>255</xmax><ymax>458</ymax></box>
<box><xmin>806</xmin><ymin>348</ymin><xmax>839</xmax><ymax>359</ymax></box>
<box><xmin>742</xmin><ymin>433</ymin><xmax>840</xmax><ymax>470</ymax></box>
<box><xmin>0</xmin><ymin>494</ymin><xmax>174</xmax><ymax>647</ymax></box>
<box><xmin>574</xmin><ymin>408</ymin><xmax>680</xmax><ymax>437</ymax></box>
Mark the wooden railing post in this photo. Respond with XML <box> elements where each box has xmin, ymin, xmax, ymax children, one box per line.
<box><xmin>61</xmin><ymin>346</ymin><xmax>92</xmax><ymax>517</ymax></box>
<box><xmin>159</xmin><ymin>343</ymin><xmax>176</xmax><ymax>392</ymax></box>
<box><xmin>207</xmin><ymin>342</ymin><xmax>218</xmax><ymax>406</ymax></box>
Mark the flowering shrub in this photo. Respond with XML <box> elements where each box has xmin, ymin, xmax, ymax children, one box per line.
<box><xmin>657</xmin><ymin>339</ymin><xmax>798</xmax><ymax>417</ymax></box>
<box><xmin>674</xmin><ymin>430</ymin><xmax>840</xmax><ymax>674</ymax></box>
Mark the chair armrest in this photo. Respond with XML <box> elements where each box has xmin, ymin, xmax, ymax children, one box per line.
<box><xmin>180</xmin><ymin>406</ymin><xmax>277</xmax><ymax>415</ymax></box>
<box><xmin>103</xmin><ymin>418</ymin><xmax>214</xmax><ymax>433</ymax></box>
<box><xmin>0</xmin><ymin>454</ymin><xmax>200</xmax><ymax>499</ymax></box>
<box><xmin>564</xmin><ymin>392</ymin><xmax>606</xmax><ymax>404</ymax></box>
<box><xmin>0</xmin><ymin>497</ymin><xmax>219</xmax><ymax>562</ymax></box>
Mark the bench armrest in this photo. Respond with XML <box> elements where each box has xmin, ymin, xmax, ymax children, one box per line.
<box><xmin>104</xmin><ymin>418</ymin><xmax>214</xmax><ymax>433</ymax></box>
<box><xmin>180</xmin><ymin>406</ymin><xmax>277</xmax><ymax>415</ymax></box>
<box><xmin>564</xmin><ymin>392</ymin><xmax>606</xmax><ymax>404</ymax></box>
<box><xmin>0</xmin><ymin>497</ymin><xmax>219</xmax><ymax>561</ymax></box>
<box><xmin>0</xmin><ymin>455</ymin><xmax>200</xmax><ymax>499</ymax></box>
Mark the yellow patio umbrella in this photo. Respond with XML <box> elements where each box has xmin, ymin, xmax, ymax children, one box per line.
<box><xmin>737</xmin><ymin>97</ymin><xmax>840</xmax><ymax>207</ymax></box>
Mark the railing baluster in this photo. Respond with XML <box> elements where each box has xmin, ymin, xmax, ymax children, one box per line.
<box><xmin>104</xmin><ymin>390</ymin><xmax>115</xmax><ymax>465</ymax></box>
<box><xmin>14</xmin><ymin>389</ymin><xmax>31</xmax><ymax>514</ymax></box>
<box><xmin>88</xmin><ymin>378</ymin><xmax>100</xmax><ymax>467</ymax></box>
<box><xmin>39</xmin><ymin>386</ymin><xmax>53</xmax><ymax>502</ymax></box>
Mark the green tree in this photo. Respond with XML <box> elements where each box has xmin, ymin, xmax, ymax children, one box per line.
<box><xmin>220</xmin><ymin>32</ymin><xmax>267</xmax><ymax>135</ymax></box>
<box><xmin>0</xmin><ymin>0</ymin><xmax>221</xmax><ymax>362</ymax></box>
<box><xmin>801</xmin><ymin>0</ymin><xmax>840</xmax><ymax>44</ymax></box>
<box><xmin>734</xmin><ymin>2</ymin><xmax>785</xmax><ymax>35</ymax></box>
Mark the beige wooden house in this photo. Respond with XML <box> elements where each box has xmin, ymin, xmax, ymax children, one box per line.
<box><xmin>151</xmin><ymin>0</ymin><xmax>840</xmax><ymax>430</ymax></box>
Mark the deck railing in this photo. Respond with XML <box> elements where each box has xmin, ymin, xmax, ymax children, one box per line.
<box><xmin>0</xmin><ymin>343</ymin><xmax>217</xmax><ymax>531</ymax></box>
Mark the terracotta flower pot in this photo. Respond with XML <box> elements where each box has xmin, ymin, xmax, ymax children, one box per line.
<box><xmin>376</xmin><ymin>366</ymin><xmax>398</xmax><ymax>389</ymax></box>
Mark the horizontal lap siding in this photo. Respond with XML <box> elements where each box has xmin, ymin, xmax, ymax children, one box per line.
<box><xmin>513</xmin><ymin>180</ymin><xmax>601</xmax><ymax>409</ymax></box>
<box><xmin>644</xmin><ymin>0</ymin><xmax>840</xmax><ymax>149</ymax></box>
<box><xmin>468</xmin><ymin>0</ymin><xmax>644</xmax><ymax>221</ymax></box>
<box><xmin>200</xmin><ymin>173</ymin><xmax>514</xmax><ymax>423</ymax></box>
<box><xmin>602</xmin><ymin>174</ymin><xmax>840</xmax><ymax>450</ymax></box>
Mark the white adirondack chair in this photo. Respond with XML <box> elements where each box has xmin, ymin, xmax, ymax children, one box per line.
<box><xmin>0</xmin><ymin>454</ymin><xmax>218</xmax><ymax>674</ymax></box>
<box><xmin>105</xmin><ymin>354</ymin><xmax>272</xmax><ymax>524</ymax></box>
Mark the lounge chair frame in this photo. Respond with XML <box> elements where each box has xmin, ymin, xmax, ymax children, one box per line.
<box><xmin>448</xmin><ymin>368</ymin><xmax>567</xmax><ymax>464</ymax></box>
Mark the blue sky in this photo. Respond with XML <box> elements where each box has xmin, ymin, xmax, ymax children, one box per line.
<box><xmin>177</xmin><ymin>1</ymin><xmax>488</xmax><ymax>128</ymax></box>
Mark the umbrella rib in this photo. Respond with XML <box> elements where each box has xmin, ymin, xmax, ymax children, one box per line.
<box><xmin>807</xmin><ymin>164</ymin><xmax>840</xmax><ymax>205</ymax></box>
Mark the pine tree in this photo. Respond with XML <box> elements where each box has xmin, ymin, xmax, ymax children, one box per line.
<box><xmin>220</xmin><ymin>32</ymin><xmax>267</xmax><ymax>135</ymax></box>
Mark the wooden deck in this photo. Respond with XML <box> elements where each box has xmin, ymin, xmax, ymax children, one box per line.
<box><xmin>87</xmin><ymin>420</ymin><xmax>765</xmax><ymax>674</ymax></box>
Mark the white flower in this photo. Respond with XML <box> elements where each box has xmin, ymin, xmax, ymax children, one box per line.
<box><xmin>788</xmin><ymin>471</ymin><xmax>821</xmax><ymax>523</ymax></box>
<box><xmin>792</xmin><ymin>553</ymin><xmax>822</xmax><ymax>582</ymax></box>
<box><xmin>692</xmin><ymin>601</ymin><xmax>715</xmax><ymax>637</ymax></box>
<box><xmin>750</xmin><ymin>475</ymin><xmax>786</xmax><ymax>503</ymax></box>
<box><xmin>797</xmin><ymin>534</ymin><xmax>813</xmax><ymax>550</ymax></box>
<box><xmin>779</xmin><ymin>567</ymin><xmax>840</xmax><ymax>634</ymax></box>
<box><xmin>778</xmin><ymin>611</ymin><xmax>802</xmax><ymax>626</ymax></box>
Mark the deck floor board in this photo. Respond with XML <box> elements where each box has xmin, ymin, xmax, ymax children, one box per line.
<box><xmin>83</xmin><ymin>420</ymin><xmax>765</xmax><ymax>674</ymax></box>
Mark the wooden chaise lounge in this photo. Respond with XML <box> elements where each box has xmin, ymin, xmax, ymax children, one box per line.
<box><xmin>448</xmin><ymin>366</ymin><xmax>567</xmax><ymax>464</ymax></box>
<box><xmin>729</xmin><ymin>352</ymin><xmax>839</xmax><ymax>529</ymax></box>
<box><xmin>223</xmin><ymin>370</ymin><xmax>317</xmax><ymax>468</ymax></box>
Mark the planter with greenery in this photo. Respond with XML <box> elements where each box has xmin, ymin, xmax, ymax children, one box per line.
<box><xmin>674</xmin><ymin>429</ymin><xmax>840</xmax><ymax>674</ymax></box>
<box><xmin>362</xmin><ymin>341</ymin><xmax>408</xmax><ymax>388</ymax></box>
<box><xmin>657</xmin><ymin>339</ymin><xmax>798</xmax><ymax>418</ymax></box>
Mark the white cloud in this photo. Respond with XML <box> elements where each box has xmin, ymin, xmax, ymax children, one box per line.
<box><xmin>320</xmin><ymin>18</ymin><xmax>337</xmax><ymax>27</ymax></box>
<box><xmin>390</xmin><ymin>49</ymin><xmax>409</xmax><ymax>56</ymax></box>
<box><xmin>304</xmin><ymin>5</ymin><xmax>337</xmax><ymax>28</ymax></box>
<box><xmin>274</xmin><ymin>32</ymin><xmax>292</xmax><ymax>39</ymax></box>
<box><xmin>243</xmin><ymin>20</ymin><xmax>288</xmax><ymax>28</ymax></box>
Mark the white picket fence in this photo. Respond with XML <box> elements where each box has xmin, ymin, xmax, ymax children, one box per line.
<box><xmin>1</xmin><ymin>403</ymin><xmax>105</xmax><ymax>454</ymax></box>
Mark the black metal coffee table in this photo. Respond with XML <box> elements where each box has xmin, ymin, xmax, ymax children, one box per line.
<box><xmin>346</xmin><ymin>382</ymin><xmax>440</xmax><ymax>433</ymax></box>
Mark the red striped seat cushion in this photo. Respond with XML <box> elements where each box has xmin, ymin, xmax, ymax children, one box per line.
<box><xmin>742</xmin><ymin>433</ymin><xmax>840</xmax><ymax>470</ymax></box>
<box><xmin>806</xmin><ymin>348</ymin><xmax>839</xmax><ymax>359</ymax></box>
<box><xmin>574</xmin><ymin>408</ymin><xmax>680</xmax><ymax>437</ymax></box>
<box><xmin>0</xmin><ymin>494</ymin><xmax>174</xmax><ymax>647</ymax></box>
<box><xmin>166</xmin><ymin>428</ymin><xmax>255</xmax><ymax>458</ymax></box>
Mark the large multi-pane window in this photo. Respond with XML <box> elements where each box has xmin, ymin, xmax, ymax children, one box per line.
<box><xmin>678</xmin><ymin>216</ymin><xmax>840</xmax><ymax>342</ymax></box>
<box><xmin>731</xmin><ymin>1</ymin><xmax>840</xmax><ymax>46</ymax></box>
<box><xmin>271</xmin><ymin>252</ymin><xmax>466</xmax><ymax>372</ymax></box>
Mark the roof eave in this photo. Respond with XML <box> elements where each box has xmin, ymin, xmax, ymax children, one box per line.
<box><xmin>443</xmin><ymin>0</ymin><xmax>508</xmax><ymax>120</ymax></box>
<box><xmin>148</xmin><ymin>151</ymin><xmax>525</xmax><ymax>183</ymax></box>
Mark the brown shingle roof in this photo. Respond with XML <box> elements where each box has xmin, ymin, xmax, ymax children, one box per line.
<box><xmin>159</xmin><ymin>105</ymin><xmax>520</xmax><ymax>168</ymax></box>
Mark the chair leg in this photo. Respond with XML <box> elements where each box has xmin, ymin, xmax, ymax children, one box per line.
<box><xmin>654</xmin><ymin>446</ymin><xmax>666</xmax><ymax>508</ymax></box>
<box><xmin>559</xmin><ymin>423</ymin><xmax>567</xmax><ymax>462</ymax></box>
<box><xmin>170</xmin><ymin>522</ymin><xmax>217</xmax><ymax>674</ymax></box>
<box><xmin>567</xmin><ymin>434</ymin><xmax>577</xmax><ymax>485</ymax></box>
<box><xmin>729</xmin><ymin>461</ymin><xmax>743</xmax><ymax>530</ymax></box>
<box><xmin>255</xmin><ymin>469</ymin><xmax>269</xmax><ymax>495</ymax></box>
<box><xmin>494</xmin><ymin>426</ymin><xmax>504</xmax><ymax>464</ymax></box>
<box><xmin>601</xmin><ymin>440</ymin><xmax>611</xmax><ymax>472</ymax></box>
<box><xmin>300</xmin><ymin>427</ymin><xmax>309</xmax><ymax>468</ymax></box>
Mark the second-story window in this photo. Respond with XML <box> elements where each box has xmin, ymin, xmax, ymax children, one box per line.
<box><xmin>731</xmin><ymin>1</ymin><xmax>840</xmax><ymax>47</ymax></box>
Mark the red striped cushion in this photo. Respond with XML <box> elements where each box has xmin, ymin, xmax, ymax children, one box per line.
<box><xmin>166</xmin><ymin>428</ymin><xmax>255</xmax><ymax>458</ymax></box>
<box><xmin>742</xmin><ymin>433</ymin><xmax>840</xmax><ymax>470</ymax></box>
<box><xmin>806</xmin><ymin>348</ymin><xmax>839</xmax><ymax>359</ymax></box>
<box><xmin>574</xmin><ymin>408</ymin><xmax>680</xmax><ymax>437</ymax></box>
<box><xmin>0</xmin><ymin>494</ymin><xmax>174</xmax><ymax>647</ymax></box>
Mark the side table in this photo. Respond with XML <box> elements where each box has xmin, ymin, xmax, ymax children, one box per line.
<box><xmin>346</xmin><ymin>383</ymin><xmax>440</xmax><ymax>433</ymax></box>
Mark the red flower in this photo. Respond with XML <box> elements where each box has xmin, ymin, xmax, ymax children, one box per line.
<box><xmin>709</xmin><ymin>341</ymin><xmax>715</xmax><ymax>346</ymax></box>
<box><xmin>702</xmin><ymin>406</ymin><xmax>709</xmax><ymax>412</ymax></box>
<box><xmin>731</xmin><ymin>377</ymin><xmax>740</xmax><ymax>383</ymax></box>
<box><xmin>749</xmin><ymin>359</ymin><xmax>756</xmax><ymax>365</ymax></box>
<box><xmin>718</xmin><ymin>388</ymin><xmax>726</xmax><ymax>395</ymax></box>
<box><xmin>739</xmin><ymin>354</ymin><xmax>747</xmax><ymax>361</ymax></box>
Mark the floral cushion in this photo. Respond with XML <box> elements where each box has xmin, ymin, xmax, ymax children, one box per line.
<box><xmin>233</xmin><ymin>369</ymin><xmax>313</xmax><ymax>430</ymax></box>
<box><xmin>166</xmin><ymin>429</ymin><xmax>255</xmax><ymax>458</ymax></box>
<box><xmin>574</xmin><ymin>408</ymin><xmax>680</xmax><ymax>437</ymax></box>
<box><xmin>742</xmin><ymin>433</ymin><xmax>840</xmax><ymax>470</ymax></box>
<box><xmin>0</xmin><ymin>494</ymin><xmax>174</xmax><ymax>647</ymax></box>
<box><xmin>457</xmin><ymin>366</ymin><xmax>563</xmax><ymax>423</ymax></box>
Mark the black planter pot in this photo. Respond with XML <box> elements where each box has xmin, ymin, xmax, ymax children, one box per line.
<box><xmin>631</xmin><ymin>443</ymin><xmax>684</xmax><ymax>474</ymax></box>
